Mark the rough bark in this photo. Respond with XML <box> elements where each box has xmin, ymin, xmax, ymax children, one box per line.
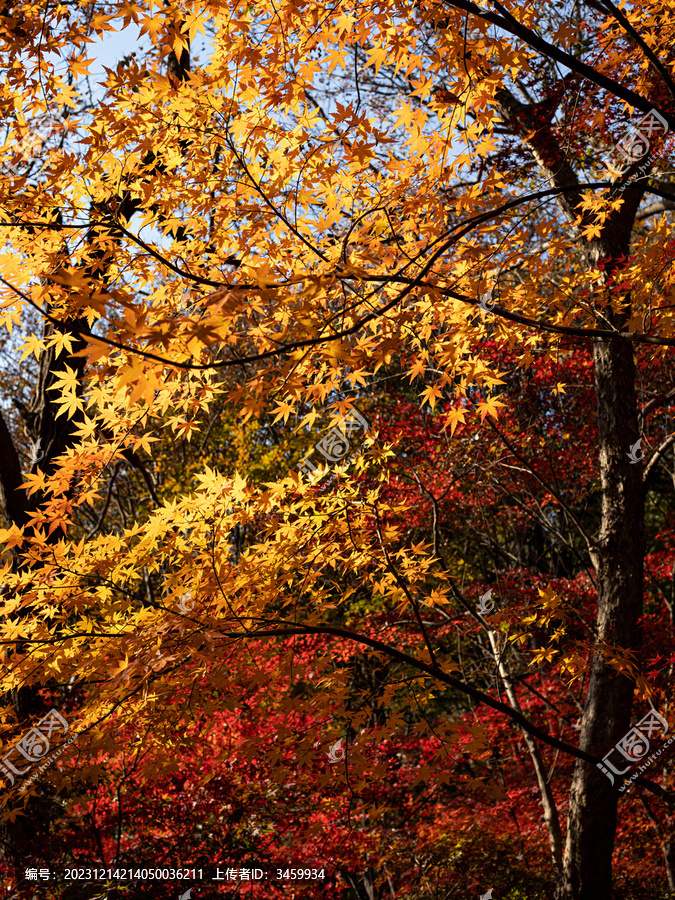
<box><xmin>555</xmin><ymin>329</ymin><xmax>645</xmax><ymax>900</ymax></box>
<box><xmin>0</xmin><ymin>410</ymin><xmax>29</xmax><ymax>528</ymax></box>
<box><xmin>0</xmin><ymin>37</ymin><xmax>193</xmax><ymax>873</ymax></box>
<box><xmin>495</xmin><ymin>83</ymin><xmax>649</xmax><ymax>899</ymax></box>
<box><xmin>0</xmin><ymin>314</ymin><xmax>90</xmax><ymax>871</ymax></box>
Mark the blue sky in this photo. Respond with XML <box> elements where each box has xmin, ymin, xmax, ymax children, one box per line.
<box><xmin>87</xmin><ymin>21</ymin><xmax>146</xmax><ymax>79</ymax></box>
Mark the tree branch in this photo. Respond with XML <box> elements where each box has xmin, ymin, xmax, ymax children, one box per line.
<box><xmin>215</xmin><ymin>621</ymin><xmax>675</xmax><ymax>804</ymax></box>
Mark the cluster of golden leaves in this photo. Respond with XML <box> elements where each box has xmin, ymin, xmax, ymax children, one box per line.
<box><xmin>0</xmin><ymin>0</ymin><xmax>674</xmax><ymax>810</ymax></box>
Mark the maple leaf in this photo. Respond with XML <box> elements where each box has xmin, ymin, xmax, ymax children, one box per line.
<box><xmin>420</xmin><ymin>384</ymin><xmax>445</xmax><ymax>409</ymax></box>
<box><xmin>138</xmin><ymin>13</ymin><xmax>165</xmax><ymax>42</ymax></box>
<box><xmin>0</xmin><ymin>525</ymin><xmax>24</xmax><ymax>549</ymax></box>
<box><xmin>364</xmin><ymin>45</ymin><xmax>388</xmax><ymax>74</ymax></box>
<box><xmin>19</xmin><ymin>334</ymin><xmax>45</xmax><ymax>361</ymax></box>
<box><xmin>582</xmin><ymin>222</ymin><xmax>603</xmax><ymax>242</ymax></box>
<box><xmin>271</xmin><ymin>399</ymin><xmax>296</xmax><ymax>423</ymax></box>
<box><xmin>46</xmin><ymin>331</ymin><xmax>76</xmax><ymax>358</ymax></box>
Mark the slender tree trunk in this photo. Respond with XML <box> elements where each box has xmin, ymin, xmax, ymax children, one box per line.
<box><xmin>487</xmin><ymin>630</ymin><xmax>563</xmax><ymax>872</ymax></box>
<box><xmin>641</xmin><ymin>798</ymin><xmax>675</xmax><ymax>891</ymax></box>
<box><xmin>555</xmin><ymin>330</ymin><xmax>645</xmax><ymax>900</ymax></box>
<box><xmin>663</xmin><ymin>841</ymin><xmax>675</xmax><ymax>893</ymax></box>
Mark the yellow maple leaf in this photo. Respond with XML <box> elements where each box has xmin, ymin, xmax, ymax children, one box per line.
<box><xmin>420</xmin><ymin>384</ymin><xmax>444</xmax><ymax>409</ymax></box>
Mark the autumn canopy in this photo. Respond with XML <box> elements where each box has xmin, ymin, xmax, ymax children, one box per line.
<box><xmin>0</xmin><ymin>0</ymin><xmax>674</xmax><ymax>897</ymax></box>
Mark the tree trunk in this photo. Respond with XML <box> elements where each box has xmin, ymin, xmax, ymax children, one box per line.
<box><xmin>493</xmin><ymin>79</ymin><xmax>648</xmax><ymax>900</ymax></box>
<box><xmin>487</xmin><ymin>630</ymin><xmax>563</xmax><ymax>873</ymax></box>
<box><xmin>641</xmin><ymin>798</ymin><xmax>675</xmax><ymax>891</ymax></box>
<box><xmin>555</xmin><ymin>329</ymin><xmax>645</xmax><ymax>900</ymax></box>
